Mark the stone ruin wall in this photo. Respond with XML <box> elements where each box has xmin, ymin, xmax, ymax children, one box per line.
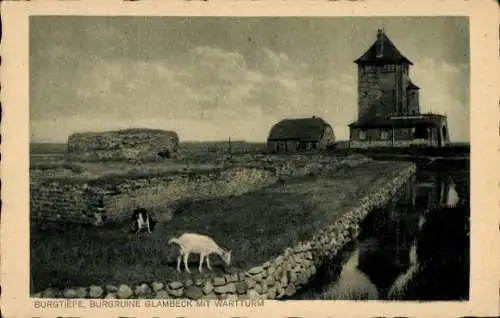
<box><xmin>66</xmin><ymin>129</ymin><xmax>180</xmax><ymax>162</ymax></box>
<box><xmin>30</xmin><ymin>154</ymin><xmax>374</xmax><ymax>226</ymax></box>
<box><xmin>30</xmin><ymin>166</ymin><xmax>278</xmax><ymax>225</ymax></box>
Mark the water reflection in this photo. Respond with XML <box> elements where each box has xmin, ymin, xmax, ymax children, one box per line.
<box><xmin>287</xmin><ymin>160</ymin><xmax>469</xmax><ymax>301</ymax></box>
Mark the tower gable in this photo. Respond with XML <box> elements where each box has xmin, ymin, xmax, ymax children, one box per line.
<box><xmin>354</xmin><ymin>29</ymin><xmax>413</xmax><ymax>65</ymax></box>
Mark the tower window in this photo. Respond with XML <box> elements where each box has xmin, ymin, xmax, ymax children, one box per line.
<box><xmin>380</xmin><ymin>130</ymin><xmax>390</xmax><ymax>140</ymax></box>
<box><xmin>382</xmin><ymin>64</ymin><xmax>396</xmax><ymax>72</ymax></box>
<box><xmin>359</xmin><ymin>130</ymin><xmax>367</xmax><ymax>140</ymax></box>
<box><xmin>364</xmin><ymin>65</ymin><xmax>375</xmax><ymax>73</ymax></box>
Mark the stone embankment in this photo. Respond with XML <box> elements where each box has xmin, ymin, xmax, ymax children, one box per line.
<box><xmin>34</xmin><ymin>160</ymin><xmax>416</xmax><ymax>300</ymax></box>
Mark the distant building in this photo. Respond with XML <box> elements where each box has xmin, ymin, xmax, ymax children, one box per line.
<box><xmin>267</xmin><ymin>116</ymin><xmax>336</xmax><ymax>153</ymax></box>
<box><xmin>349</xmin><ymin>29</ymin><xmax>450</xmax><ymax>148</ymax></box>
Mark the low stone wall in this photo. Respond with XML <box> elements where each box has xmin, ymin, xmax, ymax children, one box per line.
<box><xmin>30</xmin><ymin>166</ymin><xmax>278</xmax><ymax>224</ymax></box>
<box><xmin>33</xmin><ymin>161</ymin><xmax>416</xmax><ymax>300</ymax></box>
<box><xmin>30</xmin><ymin>154</ymin><xmax>372</xmax><ymax>225</ymax></box>
<box><xmin>103</xmin><ymin>167</ymin><xmax>277</xmax><ymax>222</ymax></box>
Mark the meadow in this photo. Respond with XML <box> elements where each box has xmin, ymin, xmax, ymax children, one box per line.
<box><xmin>30</xmin><ymin>141</ymin><xmax>467</xmax><ymax>295</ymax></box>
<box><xmin>29</xmin><ymin>141</ymin><xmax>399</xmax><ymax>292</ymax></box>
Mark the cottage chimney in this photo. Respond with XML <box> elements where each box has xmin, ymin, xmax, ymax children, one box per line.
<box><xmin>376</xmin><ymin>28</ymin><xmax>384</xmax><ymax>58</ymax></box>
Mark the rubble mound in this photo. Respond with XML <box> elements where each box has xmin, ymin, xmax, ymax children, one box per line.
<box><xmin>67</xmin><ymin>128</ymin><xmax>179</xmax><ymax>162</ymax></box>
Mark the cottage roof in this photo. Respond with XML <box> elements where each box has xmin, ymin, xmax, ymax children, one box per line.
<box><xmin>348</xmin><ymin>113</ymin><xmax>446</xmax><ymax>128</ymax></box>
<box><xmin>354</xmin><ymin>29</ymin><xmax>413</xmax><ymax>65</ymax></box>
<box><xmin>407</xmin><ymin>80</ymin><xmax>420</xmax><ymax>90</ymax></box>
<box><xmin>268</xmin><ymin>117</ymin><xmax>331</xmax><ymax>141</ymax></box>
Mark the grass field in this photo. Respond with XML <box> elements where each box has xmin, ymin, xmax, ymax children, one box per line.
<box><xmin>30</xmin><ymin>160</ymin><xmax>400</xmax><ymax>293</ymax></box>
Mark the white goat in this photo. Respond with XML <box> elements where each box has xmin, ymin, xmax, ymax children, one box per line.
<box><xmin>168</xmin><ymin>232</ymin><xmax>232</xmax><ymax>273</ymax></box>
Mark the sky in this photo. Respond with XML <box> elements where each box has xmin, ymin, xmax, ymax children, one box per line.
<box><xmin>30</xmin><ymin>16</ymin><xmax>470</xmax><ymax>143</ymax></box>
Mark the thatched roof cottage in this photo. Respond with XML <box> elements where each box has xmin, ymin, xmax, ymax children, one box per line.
<box><xmin>267</xmin><ymin>116</ymin><xmax>336</xmax><ymax>153</ymax></box>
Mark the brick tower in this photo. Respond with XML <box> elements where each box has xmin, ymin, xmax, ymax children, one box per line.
<box><xmin>354</xmin><ymin>28</ymin><xmax>419</xmax><ymax>120</ymax></box>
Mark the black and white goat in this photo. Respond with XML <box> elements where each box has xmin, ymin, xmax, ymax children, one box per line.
<box><xmin>131</xmin><ymin>208</ymin><xmax>156</xmax><ymax>234</ymax></box>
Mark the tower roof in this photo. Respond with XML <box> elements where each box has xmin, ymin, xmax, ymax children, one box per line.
<box><xmin>407</xmin><ymin>80</ymin><xmax>420</xmax><ymax>90</ymax></box>
<box><xmin>354</xmin><ymin>29</ymin><xmax>413</xmax><ymax>65</ymax></box>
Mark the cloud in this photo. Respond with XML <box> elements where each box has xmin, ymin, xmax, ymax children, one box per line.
<box><xmin>36</xmin><ymin>45</ymin><xmax>75</xmax><ymax>59</ymax></box>
<box><xmin>32</xmin><ymin>44</ymin><xmax>360</xmax><ymax>142</ymax></box>
<box><xmin>30</xmin><ymin>46</ymin><xmax>321</xmax><ymax>141</ymax></box>
<box><xmin>410</xmin><ymin>57</ymin><xmax>469</xmax><ymax>142</ymax></box>
<box><xmin>31</xmin><ymin>43</ymin><xmax>468</xmax><ymax>143</ymax></box>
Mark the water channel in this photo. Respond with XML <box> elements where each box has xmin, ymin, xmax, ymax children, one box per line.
<box><xmin>287</xmin><ymin>158</ymin><xmax>470</xmax><ymax>301</ymax></box>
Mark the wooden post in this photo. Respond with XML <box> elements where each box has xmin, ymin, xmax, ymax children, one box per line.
<box><xmin>391</xmin><ymin>125</ymin><xmax>395</xmax><ymax>147</ymax></box>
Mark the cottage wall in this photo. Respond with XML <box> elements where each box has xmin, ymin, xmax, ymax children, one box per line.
<box><xmin>319</xmin><ymin>125</ymin><xmax>336</xmax><ymax>149</ymax></box>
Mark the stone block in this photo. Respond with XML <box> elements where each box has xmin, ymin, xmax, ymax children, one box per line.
<box><xmin>254</xmin><ymin>284</ymin><xmax>262</xmax><ymax>294</ymax></box>
<box><xmin>168</xmin><ymin>281</ymin><xmax>183</xmax><ymax>290</ymax></box>
<box><xmin>155</xmin><ymin>290</ymin><xmax>170</xmax><ymax>299</ymax></box>
<box><xmin>184</xmin><ymin>279</ymin><xmax>194</xmax><ymax>288</ymax></box>
<box><xmin>265</xmin><ymin>278</ymin><xmax>275</xmax><ymax>287</ymax></box>
<box><xmin>168</xmin><ymin>287</ymin><xmax>184</xmax><ymax>298</ymax></box>
<box><xmin>184</xmin><ymin>285</ymin><xmax>204</xmax><ymax>300</ymax></box>
<box><xmin>238</xmin><ymin>272</ymin><xmax>246</xmax><ymax>281</ymax></box>
<box><xmin>225</xmin><ymin>273</ymin><xmax>238</xmax><ymax>283</ymax></box>
<box><xmin>247</xmin><ymin>289</ymin><xmax>260</xmax><ymax>299</ymax></box>
<box><xmin>212</xmin><ymin>276</ymin><xmax>226</xmax><ymax>286</ymax></box>
<box><xmin>285</xmin><ymin>284</ymin><xmax>296</xmax><ymax>296</ymax></box>
<box><xmin>89</xmin><ymin>285</ymin><xmax>104</xmax><ymax>298</ymax></box>
<box><xmin>117</xmin><ymin>285</ymin><xmax>133</xmax><ymax>299</ymax></box>
<box><xmin>151</xmin><ymin>282</ymin><xmax>165</xmax><ymax>292</ymax></box>
<box><xmin>246</xmin><ymin>278</ymin><xmax>256</xmax><ymax>289</ymax></box>
<box><xmin>253</xmin><ymin>271</ymin><xmax>267</xmax><ymax>282</ymax></box>
<box><xmin>63</xmin><ymin>288</ymin><xmax>77</xmax><ymax>298</ymax></box>
<box><xmin>248</xmin><ymin>265</ymin><xmax>264</xmax><ymax>275</ymax></box>
<box><xmin>268</xmin><ymin>286</ymin><xmax>277</xmax><ymax>299</ymax></box>
<box><xmin>75</xmin><ymin>287</ymin><xmax>88</xmax><ymax>299</ymax></box>
<box><xmin>134</xmin><ymin>283</ymin><xmax>152</xmax><ymax>298</ymax></box>
<box><xmin>203</xmin><ymin>281</ymin><xmax>214</xmax><ymax>294</ymax></box>
<box><xmin>214</xmin><ymin>283</ymin><xmax>236</xmax><ymax>294</ymax></box>
<box><xmin>235</xmin><ymin>281</ymin><xmax>248</xmax><ymax>294</ymax></box>
<box><xmin>274</xmin><ymin>255</ymin><xmax>284</xmax><ymax>266</ymax></box>
<box><xmin>259</xmin><ymin>282</ymin><xmax>268</xmax><ymax>293</ymax></box>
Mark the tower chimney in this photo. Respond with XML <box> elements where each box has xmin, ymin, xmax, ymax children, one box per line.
<box><xmin>376</xmin><ymin>28</ymin><xmax>384</xmax><ymax>58</ymax></box>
